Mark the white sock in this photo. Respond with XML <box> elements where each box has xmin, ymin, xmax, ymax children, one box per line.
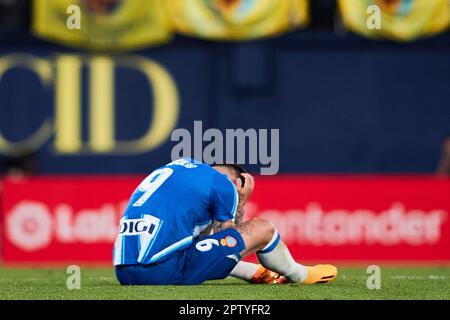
<box><xmin>229</xmin><ymin>261</ymin><xmax>259</xmax><ymax>281</ymax></box>
<box><xmin>256</xmin><ymin>230</ymin><xmax>308</xmax><ymax>283</ymax></box>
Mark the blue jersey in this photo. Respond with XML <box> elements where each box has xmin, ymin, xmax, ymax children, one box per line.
<box><xmin>113</xmin><ymin>158</ymin><xmax>238</xmax><ymax>266</ymax></box>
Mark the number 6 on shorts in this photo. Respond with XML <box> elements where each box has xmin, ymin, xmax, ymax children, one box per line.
<box><xmin>195</xmin><ymin>239</ymin><xmax>219</xmax><ymax>252</ymax></box>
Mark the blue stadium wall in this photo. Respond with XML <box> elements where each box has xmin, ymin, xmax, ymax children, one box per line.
<box><xmin>0</xmin><ymin>31</ymin><xmax>449</xmax><ymax>174</ymax></box>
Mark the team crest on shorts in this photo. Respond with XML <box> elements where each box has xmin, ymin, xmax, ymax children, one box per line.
<box><xmin>220</xmin><ymin>236</ymin><xmax>237</xmax><ymax>247</ymax></box>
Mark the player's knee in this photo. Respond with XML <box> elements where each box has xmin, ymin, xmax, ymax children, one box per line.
<box><xmin>251</xmin><ymin>218</ymin><xmax>276</xmax><ymax>243</ymax></box>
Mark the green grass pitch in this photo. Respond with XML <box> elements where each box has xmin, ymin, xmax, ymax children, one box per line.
<box><xmin>0</xmin><ymin>266</ymin><xmax>449</xmax><ymax>300</ymax></box>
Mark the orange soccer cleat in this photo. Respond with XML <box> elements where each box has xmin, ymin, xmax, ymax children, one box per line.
<box><xmin>303</xmin><ymin>264</ymin><xmax>338</xmax><ymax>284</ymax></box>
<box><xmin>250</xmin><ymin>264</ymin><xmax>289</xmax><ymax>284</ymax></box>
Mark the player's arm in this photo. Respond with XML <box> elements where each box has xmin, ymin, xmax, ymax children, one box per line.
<box><xmin>210</xmin><ymin>173</ymin><xmax>255</xmax><ymax>233</ymax></box>
<box><xmin>199</xmin><ymin>219</ymin><xmax>234</xmax><ymax>236</ymax></box>
<box><xmin>208</xmin><ymin>171</ymin><xmax>254</xmax><ymax>233</ymax></box>
<box><xmin>212</xmin><ymin>219</ymin><xmax>234</xmax><ymax>233</ymax></box>
<box><xmin>234</xmin><ymin>173</ymin><xmax>254</xmax><ymax>225</ymax></box>
<box><xmin>234</xmin><ymin>205</ymin><xmax>246</xmax><ymax>226</ymax></box>
<box><xmin>211</xmin><ymin>207</ymin><xmax>245</xmax><ymax>231</ymax></box>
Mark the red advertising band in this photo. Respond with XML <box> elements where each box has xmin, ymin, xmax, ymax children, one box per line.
<box><xmin>1</xmin><ymin>176</ymin><xmax>449</xmax><ymax>265</ymax></box>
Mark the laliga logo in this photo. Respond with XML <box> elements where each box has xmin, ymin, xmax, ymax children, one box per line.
<box><xmin>0</xmin><ymin>53</ymin><xmax>179</xmax><ymax>156</ymax></box>
<box><xmin>6</xmin><ymin>200</ymin><xmax>125</xmax><ymax>252</ymax></box>
<box><xmin>6</xmin><ymin>201</ymin><xmax>53</xmax><ymax>251</ymax></box>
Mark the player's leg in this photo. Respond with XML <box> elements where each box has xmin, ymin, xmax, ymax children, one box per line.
<box><xmin>229</xmin><ymin>261</ymin><xmax>287</xmax><ymax>284</ymax></box>
<box><xmin>229</xmin><ymin>261</ymin><xmax>259</xmax><ymax>280</ymax></box>
<box><xmin>235</xmin><ymin>218</ymin><xmax>337</xmax><ymax>284</ymax></box>
<box><xmin>180</xmin><ymin>228</ymin><xmax>248</xmax><ymax>285</ymax></box>
<box><xmin>115</xmin><ymin>250</ymin><xmax>186</xmax><ymax>285</ymax></box>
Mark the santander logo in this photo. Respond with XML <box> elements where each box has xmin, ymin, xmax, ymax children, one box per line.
<box><xmin>246</xmin><ymin>202</ymin><xmax>448</xmax><ymax>246</ymax></box>
<box><xmin>6</xmin><ymin>200</ymin><xmax>126</xmax><ymax>252</ymax></box>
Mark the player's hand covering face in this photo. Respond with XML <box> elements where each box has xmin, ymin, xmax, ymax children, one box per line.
<box><xmin>236</xmin><ymin>173</ymin><xmax>254</xmax><ymax>211</ymax></box>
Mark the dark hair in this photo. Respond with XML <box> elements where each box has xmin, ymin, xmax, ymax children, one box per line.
<box><xmin>213</xmin><ymin>163</ymin><xmax>247</xmax><ymax>187</ymax></box>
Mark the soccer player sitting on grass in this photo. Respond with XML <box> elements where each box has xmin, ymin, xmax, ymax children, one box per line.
<box><xmin>113</xmin><ymin>158</ymin><xmax>337</xmax><ymax>285</ymax></box>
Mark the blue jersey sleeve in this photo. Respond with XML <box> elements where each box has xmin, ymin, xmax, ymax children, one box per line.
<box><xmin>210</xmin><ymin>173</ymin><xmax>239</xmax><ymax>222</ymax></box>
